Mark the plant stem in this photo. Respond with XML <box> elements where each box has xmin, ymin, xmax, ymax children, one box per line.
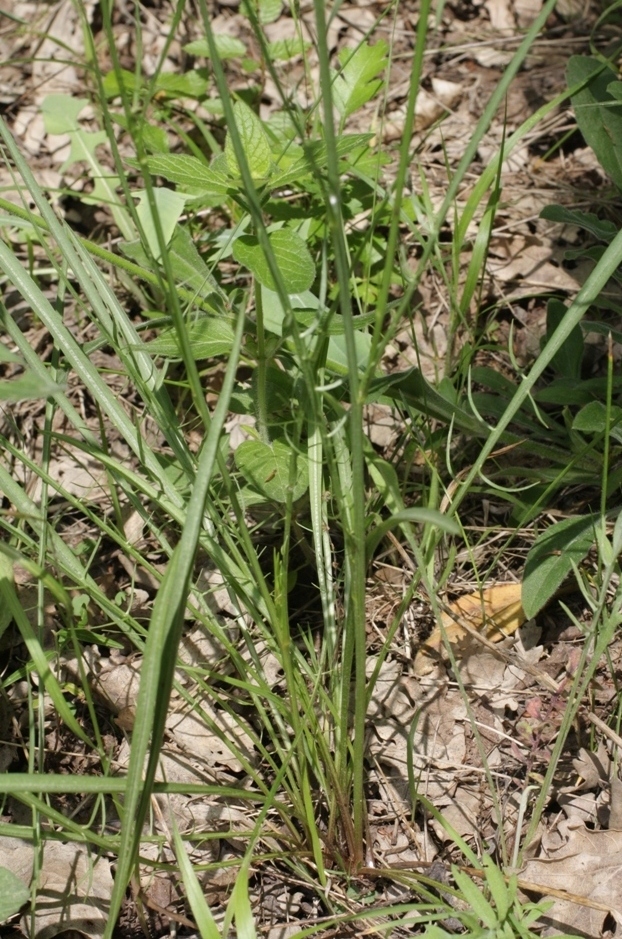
<box><xmin>312</xmin><ymin>0</ymin><xmax>367</xmax><ymax>869</ymax></box>
<box><xmin>254</xmin><ymin>283</ymin><xmax>270</xmax><ymax>443</ymax></box>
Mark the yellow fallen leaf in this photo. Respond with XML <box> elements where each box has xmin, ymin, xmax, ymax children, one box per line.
<box><xmin>414</xmin><ymin>583</ymin><xmax>526</xmax><ymax>676</ymax></box>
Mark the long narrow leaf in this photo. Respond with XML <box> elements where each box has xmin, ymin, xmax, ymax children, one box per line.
<box><xmin>105</xmin><ymin>304</ymin><xmax>246</xmax><ymax>936</ymax></box>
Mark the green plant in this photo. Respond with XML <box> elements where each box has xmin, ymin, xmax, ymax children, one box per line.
<box><xmin>0</xmin><ymin>0</ymin><xmax>613</xmax><ymax>936</ymax></box>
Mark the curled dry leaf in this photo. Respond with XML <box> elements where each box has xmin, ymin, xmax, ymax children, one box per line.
<box><xmin>415</xmin><ymin>582</ymin><xmax>526</xmax><ymax>676</ymax></box>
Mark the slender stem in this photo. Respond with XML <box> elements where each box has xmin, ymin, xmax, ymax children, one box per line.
<box><xmin>312</xmin><ymin>0</ymin><xmax>367</xmax><ymax>868</ymax></box>
<box><xmin>254</xmin><ymin>284</ymin><xmax>270</xmax><ymax>443</ymax></box>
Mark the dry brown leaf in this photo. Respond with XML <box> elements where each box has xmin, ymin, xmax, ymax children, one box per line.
<box><xmin>522</xmin><ymin>819</ymin><xmax>622</xmax><ymax>935</ymax></box>
<box><xmin>0</xmin><ymin>838</ymin><xmax>114</xmax><ymax>939</ymax></box>
<box><xmin>415</xmin><ymin>583</ymin><xmax>525</xmax><ymax>676</ymax></box>
<box><xmin>487</xmin><ymin>235</ymin><xmax>581</xmax><ymax>295</ymax></box>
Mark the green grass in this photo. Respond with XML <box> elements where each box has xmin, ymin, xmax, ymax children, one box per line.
<box><xmin>0</xmin><ymin>0</ymin><xmax>621</xmax><ymax>936</ymax></box>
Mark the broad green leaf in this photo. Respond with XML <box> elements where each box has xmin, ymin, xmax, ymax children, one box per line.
<box><xmin>41</xmin><ymin>94</ymin><xmax>88</xmax><ymax>134</ymax></box>
<box><xmin>134</xmin><ymin>188</ymin><xmax>187</xmax><ymax>261</ymax></box>
<box><xmin>327</xmin><ymin>331</ymin><xmax>371</xmax><ymax>375</ymax></box>
<box><xmin>482</xmin><ymin>857</ymin><xmax>511</xmax><ymax>921</ymax></box>
<box><xmin>573</xmin><ymin>400</ymin><xmax>622</xmax><ymax>443</ymax></box>
<box><xmin>225</xmin><ymin>100</ymin><xmax>272</xmax><ymax>180</ymax></box>
<box><xmin>153</xmin><ymin>71</ymin><xmax>209</xmax><ymax>98</ymax></box>
<box><xmin>235</xmin><ymin>439</ymin><xmax>308</xmax><ymax>502</ymax></box>
<box><xmin>102</xmin><ymin>69</ymin><xmax>142</xmax><ymax>98</ymax></box>
<box><xmin>332</xmin><ymin>41</ymin><xmax>389</xmax><ymax>119</ymax></box>
<box><xmin>522</xmin><ymin>515</ymin><xmax>596</xmax><ymax>618</ymax></box>
<box><xmin>266</xmin><ymin>38</ymin><xmax>311</xmax><ymax>61</ymax></box>
<box><xmin>260</xmin><ymin>287</ymin><xmax>376</xmax><ymax>337</ymax></box>
<box><xmin>261</xmin><ymin>286</ymin><xmax>319</xmax><ymax>335</ymax></box>
<box><xmin>568</xmin><ymin>56</ymin><xmax>622</xmax><ymax>190</ymax></box>
<box><xmin>114</xmin><ymin>112</ymin><xmax>169</xmax><ymax>154</ymax></box>
<box><xmin>146</xmin><ymin>316</ymin><xmax>235</xmax><ymax>359</ymax></box>
<box><xmin>0</xmin><ymin>867</ymin><xmax>29</xmax><ymax>922</ymax></box>
<box><xmin>232</xmin><ymin>230</ymin><xmax>315</xmax><ymax>293</ymax></box>
<box><xmin>241</xmin><ymin>0</ymin><xmax>281</xmax><ymax>25</ymax></box>
<box><xmin>535</xmin><ymin>375</ymin><xmax>622</xmax><ymax>406</ymax></box>
<box><xmin>42</xmin><ymin>93</ymin><xmax>125</xmax><ymax>224</ymax></box>
<box><xmin>184</xmin><ymin>35</ymin><xmax>247</xmax><ymax>59</ymax></box>
<box><xmin>0</xmin><ymin>342</ymin><xmax>21</xmax><ymax>364</ymax></box>
<box><xmin>143</xmin><ymin>154</ymin><xmax>232</xmax><ymax>196</ymax></box>
<box><xmin>540</xmin><ymin>205</ymin><xmax>618</xmax><ymax>243</ymax></box>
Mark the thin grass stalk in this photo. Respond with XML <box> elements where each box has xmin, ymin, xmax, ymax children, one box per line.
<box><xmin>98</xmin><ymin>0</ymin><xmax>213</xmax><ymax>434</ymax></box>
<box><xmin>0</xmin><ymin>196</ymin><xmax>224</xmax><ymax>318</ymax></box>
<box><xmin>364</xmin><ymin>0</ymin><xmax>430</xmax><ymax>386</ymax></box>
<box><xmin>311</xmin><ymin>0</ymin><xmax>367</xmax><ymax>865</ymax></box>
<box><xmin>361</xmin><ymin>0</ymin><xmax>561</xmax><ymax>393</ymax></box>
<box><xmin>450</xmin><ymin>226</ymin><xmax>622</xmax><ymax>514</ymax></box>
<box><xmin>104</xmin><ymin>304</ymin><xmax>246</xmax><ymax>936</ymax></box>
<box><xmin>520</xmin><ymin>592</ymin><xmax>622</xmax><ymax>859</ymax></box>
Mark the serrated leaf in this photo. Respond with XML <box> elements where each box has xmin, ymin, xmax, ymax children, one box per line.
<box><xmin>134</xmin><ymin>188</ymin><xmax>187</xmax><ymax>261</ymax></box>
<box><xmin>482</xmin><ymin>857</ymin><xmax>511</xmax><ymax>921</ymax></box>
<box><xmin>332</xmin><ymin>41</ymin><xmax>389</xmax><ymax>119</ymax></box>
<box><xmin>146</xmin><ymin>316</ymin><xmax>235</xmax><ymax>359</ymax></box>
<box><xmin>270</xmin><ymin>133</ymin><xmax>374</xmax><ymax>188</ymax></box>
<box><xmin>266</xmin><ymin>38</ymin><xmax>311</xmax><ymax>61</ymax></box>
<box><xmin>165</xmin><ymin>225</ymin><xmax>224</xmax><ymax>301</ymax></box>
<box><xmin>540</xmin><ymin>204</ymin><xmax>618</xmax><ymax>243</ymax></box>
<box><xmin>41</xmin><ymin>94</ymin><xmax>88</xmax><ymax>134</ymax></box>
<box><xmin>102</xmin><ymin>69</ymin><xmax>142</xmax><ymax>98</ymax></box>
<box><xmin>225</xmin><ymin>100</ymin><xmax>273</xmax><ymax>180</ymax></box>
<box><xmin>232</xmin><ymin>230</ymin><xmax>315</xmax><ymax>293</ymax></box>
<box><xmin>154</xmin><ymin>71</ymin><xmax>209</xmax><ymax>98</ymax></box>
<box><xmin>568</xmin><ymin>56</ymin><xmax>622</xmax><ymax>190</ymax></box>
<box><xmin>522</xmin><ymin>515</ymin><xmax>596</xmax><ymax>618</ymax></box>
<box><xmin>184</xmin><ymin>35</ymin><xmax>247</xmax><ymax>59</ymax></box>
<box><xmin>0</xmin><ymin>866</ymin><xmax>29</xmax><ymax>922</ymax></box>
<box><xmin>143</xmin><ymin>154</ymin><xmax>232</xmax><ymax>196</ymax></box>
<box><xmin>241</xmin><ymin>0</ymin><xmax>282</xmax><ymax>25</ymax></box>
<box><xmin>235</xmin><ymin>439</ymin><xmax>308</xmax><ymax>502</ymax></box>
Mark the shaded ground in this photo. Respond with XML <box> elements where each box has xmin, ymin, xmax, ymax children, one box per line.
<box><xmin>2</xmin><ymin>0</ymin><xmax>622</xmax><ymax>937</ymax></box>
